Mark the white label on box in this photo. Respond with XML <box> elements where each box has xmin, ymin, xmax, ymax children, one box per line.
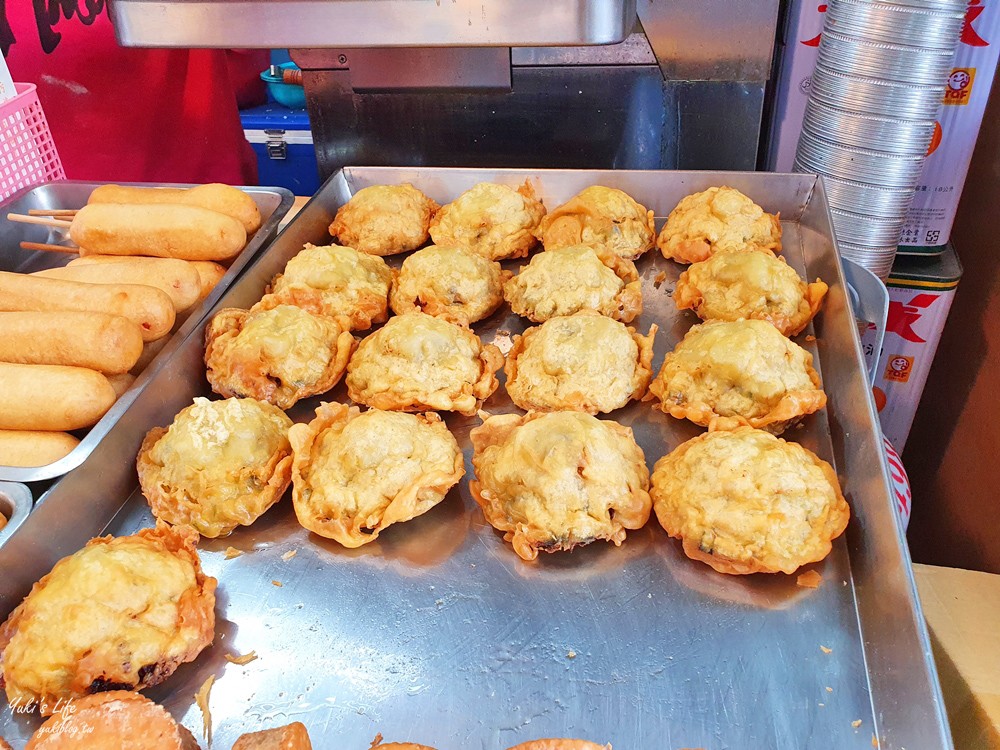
<box><xmin>901</xmin><ymin>0</ymin><xmax>1000</xmax><ymax>248</ymax></box>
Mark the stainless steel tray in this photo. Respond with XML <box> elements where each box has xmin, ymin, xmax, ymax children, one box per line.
<box><xmin>0</xmin><ymin>169</ymin><xmax>951</xmax><ymax>750</ymax></box>
<box><xmin>0</xmin><ymin>181</ymin><xmax>294</xmax><ymax>483</ymax></box>
<box><xmin>0</xmin><ymin>483</ymin><xmax>31</xmax><ymax>549</ymax></box>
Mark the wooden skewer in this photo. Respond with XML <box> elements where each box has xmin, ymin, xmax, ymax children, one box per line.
<box><xmin>19</xmin><ymin>241</ymin><xmax>79</xmax><ymax>255</ymax></box>
<box><xmin>6</xmin><ymin>212</ymin><xmax>73</xmax><ymax>229</ymax></box>
<box><xmin>27</xmin><ymin>208</ymin><xmax>79</xmax><ymax>217</ymax></box>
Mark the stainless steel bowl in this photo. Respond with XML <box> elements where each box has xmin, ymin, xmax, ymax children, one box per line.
<box><xmin>802</xmin><ymin>100</ymin><xmax>937</xmax><ymax>155</ymax></box>
<box><xmin>827</xmin><ymin>0</ymin><xmax>966</xmax><ymax>49</ymax></box>
<box><xmin>818</xmin><ymin>31</ymin><xmax>958</xmax><ymax>86</ymax></box>
<box><xmin>809</xmin><ymin>67</ymin><xmax>945</xmax><ymax>119</ymax></box>
<box><xmin>0</xmin><ymin>481</ymin><xmax>32</xmax><ymax>549</ymax></box>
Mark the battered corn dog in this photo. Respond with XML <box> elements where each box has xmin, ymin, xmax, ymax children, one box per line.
<box><xmin>33</xmin><ymin>258</ymin><xmax>201</xmax><ymax>313</ymax></box>
<box><xmin>88</xmin><ymin>183</ymin><xmax>262</xmax><ymax>234</ymax></box>
<box><xmin>0</xmin><ymin>363</ymin><xmax>116</xmax><ymax>431</ymax></box>
<box><xmin>0</xmin><ymin>430</ymin><xmax>79</xmax><ymax>468</ymax></box>
<box><xmin>0</xmin><ymin>272</ymin><xmax>175</xmax><ymax>342</ymax></box>
<box><xmin>0</xmin><ymin>311</ymin><xmax>143</xmax><ymax>373</ymax></box>
<box><xmin>69</xmin><ymin>203</ymin><xmax>247</xmax><ymax>261</ymax></box>
<box><xmin>67</xmin><ymin>255</ymin><xmax>228</xmax><ymax>301</ymax></box>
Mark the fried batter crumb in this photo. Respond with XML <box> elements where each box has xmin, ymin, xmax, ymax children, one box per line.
<box><xmin>195</xmin><ymin>674</ymin><xmax>215</xmax><ymax>745</ymax></box>
<box><xmin>225</xmin><ymin>650</ymin><xmax>258</xmax><ymax>665</ymax></box>
<box><xmin>282</xmin><ymin>550</ymin><xmax>297</xmax><ymax>562</ymax></box>
<box><xmin>224</xmin><ymin>546</ymin><xmax>244</xmax><ymax>559</ymax></box>
<box><xmin>272</xmin><ymin>580</ymin><xmax>283</xmax><ymax>587</ymax></box>
<box><xmin>567</xmin><ymin>651</ymin><xmax>577</xmax><ymax>659</ymax></box>
<box><xmin>797</xmin><ymin>570</ymin><xmax>823</xmax><ymax>588</ymax></box>
<box><xmin>825</xmin><ymin>686</ymin><xmax>833</xmax><ymax>693</ymax></box>
<box><xmin>653</xmin><ymin>271</ymin><xmax>667</xmax><ymax>288</ymax></box>
<box><xmin>806</xmin><ymin>335</ymin><xmax>817</xmax><ymax>342</ymax></box>
<box><xmin>853</xmin><ymin>720</ymin><xmax>863</xmax><ymax>728</ymax></box>
<box><xmin>872</xmin><ymin>734</ymin><xmax>879</xmax><ymax>748</ymax></box>
<box><xmin>820</xmin><ymin>645</ymin><xmax>832</xmax><ymax>654</ymax></box>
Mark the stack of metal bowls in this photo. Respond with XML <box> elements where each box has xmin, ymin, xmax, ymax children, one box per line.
<box><xmin>793</xmin><ymin>0</ymin><xmax>966</xmax><ymax>278</ymax></box>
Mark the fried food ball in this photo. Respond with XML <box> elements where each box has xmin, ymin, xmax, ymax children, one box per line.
<box><xmin>470</xmin><ymin>411</ymin><xmax>651</xmax><ymax>561</ymax></box>
<box><xmin>647</xmin><ymin>320</ymin><xmax>826</xmax><ymax>434</ymax></box>
<box><xmin>256</xmin><ymin>244</ymin><xmax>395</xmax><ymax>332</ymax></box>
<box><xmin>289</xmin><ymin>403</ymin><xmax>464</xmax><ymax>547</ymax></box>
<box><xmin>346</xmin><ymin>312</ymin><xmax>503</xmax><ymax>416</ymax></box>
<box><xmin>657</xmin><ymin>186</ymin><xmax>782</xmax><ymax>264</ymax></box>
<box><xmin>505</xmin><ymin>311</ymin><xmax>657</xmax><ymax>414</ymax></box>
<box><xmin>651</xmin><ymin>427</ymin><xmax>850</xmax><ymax>575</ymax></box>
<box><xmin>673</xmin><ymin>249</ymin><xmax>828</xmax><ymax>336</ymax></box>
<box><xmin>232</xmin><ymin>721</ymin><xmax>312</xmax><ymax>749</ymax></box>
<box><xmin>0</xmin><ymin>523</ymin><xmax>216</xmax><ymax>713</ymax></box>
<box><xmin>370</xmin><ymin>736</ymin><xmax>437</xmax><ymax>750</ymax></box>
<box><xmin>137</xmin><ymin>397</ymin><xmax>294</xmax><ymax>538</ymax></box>
<box><xmin>428</xmin><ymin>181</ymin><xmax>546</xmax><ymax>261</ymax></box>
<box><xmin>389</xmin><ymin>245</ymin><xmax>510</xmax><ymax>325</ymax></box>
<box><xmin>507</xmin><ymin>741</ymin><xmax>611</xmax><ymax>750</ymax></box>
<box><xmin>536</xmin><ymin>185</ymin><xmax>655</xmax><ymax>260</ymax></box>
<box><xmin>25</xmin><ymin>691</ymin><xmax>200</xmax><ymax>749</ymax></box>
<box><xmin>503</xmin><ymin>245</ymin><xmax>642</xmax><ymax>323</ymax></box>
<box><xmin>204</xmin><ymin>305</ymin><xmax>357</xmax><ymax>410</ymax></box>
<box><xmin>328</xmin><ymin>183</ymin><xmax>439</xmax><ymax>256</ymax></box>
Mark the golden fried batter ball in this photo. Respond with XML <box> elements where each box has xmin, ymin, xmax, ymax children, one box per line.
<box><xmin>0</xmin><ymin>523</ymin><xmax>216</xmax><ymax>713</ymax></box>
<box><xmin>233</xmin><ymin>721</ymin><xmax>312</xmax><ymax>749</ymax></box>
<box><xmin>536</xmin><ymin>185</ymin><xmax>655</xmax><ymax>260</ymax></box>
<box><xmin>0</xmin><ymin>739</ymin><xmax>10</xmax><ymax>750</ymax></box>
<box><xmin>329</xmin><ymin>183</ymin><xmax>439</xmax><ymax>256</ymax></box>
<box><xmin>25</xmin><ymin>691</ymin><xmax>200</xmax><ymax>749</ymax></box>
<box><xmin>137</xmin><ymin>397</ymin><xmax>294</xmax><ymax>538</ymax></box>
<box><xmin>647</xmin><ymin>320</ymin><xmax>826</xmax><ymax>433</ymax></box>
<box><xmin>389</xmin><ymin>245</ymin><xmax>510</xmax><ymax>325</ymax></box>
<box><xmin>205</xmin><ymin>305</ymin><xmax>357</xmax><ymax>410</ymax></box>
<box><xmin>657</xmin><ymin>186</ymin><xmax>782</xmax><ymax>264</ymax></box>
<box><xmin>470</xmin><ymin>411</ymin><xmax>651</xmax><ymax>561</ymax></box>
<box><xmin>257</xmin><ymin>244</ymin><xmax>395</xmax><ymax>332</ymax></box>
<box><xmin>370</xmin><ymin>737</ymin><xmax>436</xmax><ymax>750</ymax></box>
<box><xmin>651</xmin><ymin>427</ymin><xmax>849</xmax><ymax>575</ymax></box>
<box><xmin>673</xmin><ymin>250</ymin><xmax>828</xmax><ymax>336</ymax></box>
<box><xmin>289</xmin><ymin>403</ymin><xmax>463</xmax><ymax>547</ymax></box>
<box><xmin>507</xmin><ymin>741</ymin><xmax>611</xmax><ymax>750</ymax></box>
<box><xmin>428</xmin><ymin>181</ymin><xmax>546</xmax><ymax>261</ymax></box>
<box><xmin>346</xmin><ymin>312</ymin><xmax>503</xmax><ymax>416</ymax></box>
<box><xmin>505</xmin><ymin>311</ymin><xmax>657</xmax><ymax>414</ymax></box>
<box><xmin>504</xmin><ymin>245</ymin><xmax>642</xmax><ymax>323</ymax></box>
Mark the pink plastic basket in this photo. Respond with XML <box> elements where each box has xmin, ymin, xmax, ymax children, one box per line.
<box><xmin>0</xmin><ymin>83</ymin><xmax>65</xmax><ymax>202</ymax></box>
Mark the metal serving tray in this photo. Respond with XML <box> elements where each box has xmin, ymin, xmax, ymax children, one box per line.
<box><xmin>0</xmin><ymin>483</ymin><xmax>31</xmax><ymax>550</ymax></box>
<box><xmin>0</xmin><ymin>181</ymin><xmax>294</xmax><ymax>484</ymax></box>
<box><xmin>0</xmin><ymin>169</ymin><xmax>950</xmax><ymax>749</ymax></box>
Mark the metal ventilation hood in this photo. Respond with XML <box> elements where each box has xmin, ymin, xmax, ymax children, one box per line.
<box><xmin>110</xmin><ymin>0</ymin><xmax>637</xmax><ymax>48</ymax></box>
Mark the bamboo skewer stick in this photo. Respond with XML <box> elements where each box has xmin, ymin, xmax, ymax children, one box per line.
<box><xmin>19</xmin><ymin>241</ymin><xmax>79</xmax><ymax>255</ymax></box>
<box><xmin>6</xmin><ymin>213</ymin><xmax>73</xmax><ymax>229</ymax></box>
<box><xmin>27</xmin><ymin>208</ymin><xmax>79</xmax><ymax>217</ymax></box>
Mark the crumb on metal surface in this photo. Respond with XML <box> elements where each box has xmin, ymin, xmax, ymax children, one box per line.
<box><xmin>872</xmin><ymin>734</ymin><xmax>879</xmax><ymax>748</ymax></box>
<box><xmin>853</xmin><ymin>719</ymin><xmax>863</xmax><ymax>728</ymax></box>
<box><xmin>224</xmin><ymin>650</ymin><xmax>258</xmax><ymax>666</ymax></box>
<box><xmin>805</xmin><ymin>335</ymin><xmax>817</xmax><ymax>342</ymax></box>
<box><xmin>272</xmin><ymin>580</ymin><xmax>283</xmax><ymax>587</ymax></box>
<box><xmin>797</xmin><ymin>570</ymin><xmax>823</xmax><ymax>588</ymax></box>
<box><xmin>282</xmin><ymin>549</ymin><xmax>297</xmax><ymax>561</ymax></box>
<box><xmin>567</xmin><ymin>650</ymin><xmax>577</xmax><ymax>659</ymax></box>
<box><xmin>825</xmin><ymin>686</ymin><xmax>833</xmax><ymax>693</ymax></box>
<box><xmin>194</xmin><ymin>674</ymin><xmax>215</xmax><ymax>745</ymax></box>
<box><xmin>653</xmin><ymin>271</ymin><xmax>668</xmax><ymax>288</ymax></box>
<box><xmin>820</xmin><ymin>645</ymin><xmax>832</xmax><ymax>654</ymax></box>
<box><xmin>224</xmin><ymin>546</ymin><xmax>243</xmax><ymax>559</ymax></box>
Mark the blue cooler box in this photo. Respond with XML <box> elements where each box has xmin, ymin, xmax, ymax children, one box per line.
<box><xmin>241</xmin><ymin>105</ymin><xmax>320</xmax><ymax>195</ymax></box>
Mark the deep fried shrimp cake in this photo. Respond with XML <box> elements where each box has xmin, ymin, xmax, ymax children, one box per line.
<box><xmin>674</xmin><ymin>249</ymin><xmax>827</xmax><ymax>336</ymax></box>
<box><xmin>389</xmin><ymin>245</ymin><xmax>510</xmax><ymax>325</ymax></box>
<box><xmin>25</xmin><ymin>692</ymin><xmax>200</xmax><ymax>749</ymax></box>
<box><xmin>346</xmin><ymin>312</ymin><xmax>503</xmax><ymax>416</ymax></box>
<box><xmin>256</xmin><ymin>244</ymin><xmax>394</xmax><ymax>332</ymax></box>
<box><xmin>0</xmin><ymin>523</ymin><xmax>216</xmax><ymax>713</ymax></box>
<box><xmin>503</xmin><ymin>245</ymin><xmax>642</xmax><ymax>323</ymax></box>
<box><xmin>647</xmin><ymin>320</ymin><xmax>826</xmax><ymax>434</ymax></box>
<box><xmin>289</xmin><ymin>402</ymin><xmax>463</xmax><ymax>547</ymax></box>
<box><xmin>329</xmin><ymin>183</ymin><xmax>438</xmax><ymax>256</ymax></box>
<box><xmin>651</xmin><ymin>427</ymin><xmax>849</xmax><ymax>575</ymax></box>
<box><xmin>536</xmin><ymin>185</ymin><xmax>655</xmax><ymax>260</ymax></box>
<box><xmin>205</xmin><ymin>305</ymin><xmax>356</xmax><ymax>409</ymax></box>
<box><xmin>470</xmin><ymin>411</ymin><xmax>650</xmax><ymax>561</ymax></box>
<box><xmin>137</xmin><ymin>397</ymin><xmax>293</xmax><ymax>538</ymax></box>
<box><xmin>505</xmin><ymin>311</ymin><xmax>657</xmax><ymax>414</ymax></box>
<box><xmin>657</xmin><ymin>186</ymin><xmax>782</xmax><ymax>264</ymax></box>
<box><xmin>428</xmin><ymin>181</ymin><xmax>545</xmax><ymax>261</ymax></box>
<box><xmin>232</xmin><ymin>721</ymin><xmax>312</xmax><ymax>749</ymax></box>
